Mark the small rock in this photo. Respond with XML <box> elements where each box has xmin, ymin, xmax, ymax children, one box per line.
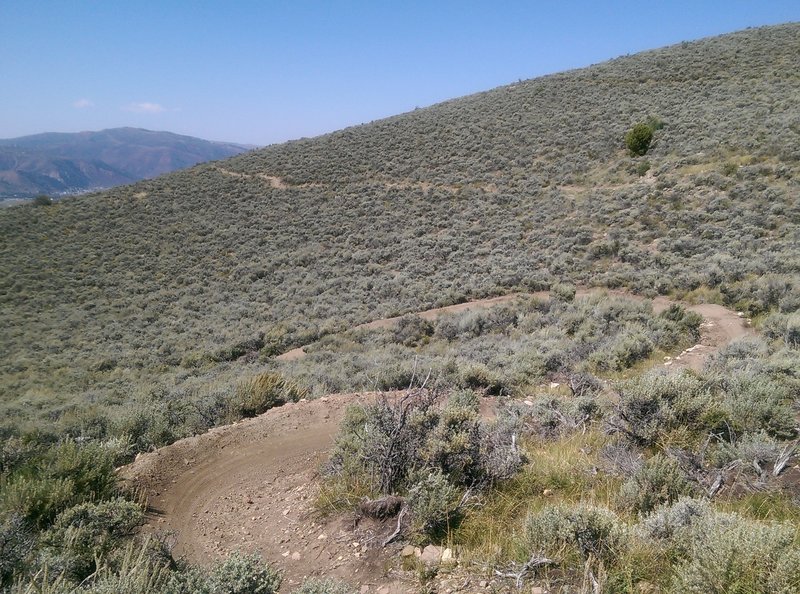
<box><xmin>317</xmin><ymin>533</ymin><xmax>327</xmax><ymax>540</ymax></box>
<box><xmin>531</xmin><ymin>588</ymin><xmax>546</xmax><ymax>594</ymax></box>
<box><xmin>419</xmin><ymin>545</ymin><xmax>443</xmax><ymax>564</ymax></box>
<box><xmin>479</xmin><ymin>581</ymin><xmax>488</xmax><ymax>588</ymax></box>
<box><xmin>441</xmin><ymin>548</ymin><xmax>455</xmax><ymax>563</ymax></box>
<box><xmin>377</xmin><ymin>588</ymin><xmax>390</xmax><ymax>594</ymax></box>
<box><xmin>549</xmin><ymin>382</ymin><xmax>560</xmax><ymax>389</ymax></box>
<box><xmin>290</xmin><ymin>552</ymin><xmax>301</xmax><ymax>561</ymax></box>
<box><xmin>281</xmin><ymin>551</ymin><xmax>290</xmax><ymax>557</ymax></box>
<box><xmin>542</xmin><ymin>489</ymin><xmax>553</xmax><ymax>497</ymax></box>
<box><xmin>401</xmin><ymin>545</ymin><xmax>417</xmax><ymax>557</ymax></box>
<box><xmin>360</xmin><ymin>587</ymin><xmax>369</xmax><ymax>594</ymax></box>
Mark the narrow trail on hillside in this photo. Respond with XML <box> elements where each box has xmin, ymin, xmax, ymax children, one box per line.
<box><xmin>122</xmin><ymin>291</ymin><xmax>752</xmax><ymax>592</ymax></box>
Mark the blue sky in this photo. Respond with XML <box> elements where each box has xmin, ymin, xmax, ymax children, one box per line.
<box><xmin>1</xmin><ymin>1</ymin><xmax>798</xmax><ymax>145</ymax></box>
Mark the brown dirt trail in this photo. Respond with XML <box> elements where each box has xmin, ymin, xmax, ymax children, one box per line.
<box><xmin>122</xmin><ymin>291</ymin><xmax>752</xmax><ymax>591</ymax></box>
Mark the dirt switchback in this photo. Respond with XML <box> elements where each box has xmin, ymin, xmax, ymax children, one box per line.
<box><xmin>123</xmin><ymin>293</ymin><xmax>751</xmax><ymax>591</ymax></box>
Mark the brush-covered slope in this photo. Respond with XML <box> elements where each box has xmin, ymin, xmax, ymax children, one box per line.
<box><xmin>1</xmin><ymin>23</ymin><xmax>798</xmax><ymax>415</ymax></box>
<box><xmin>0</xmin><ymin>127</ymin><xmax>250</xmax><ymax>199</ymax></box>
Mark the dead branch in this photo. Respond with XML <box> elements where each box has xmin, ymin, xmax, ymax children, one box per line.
<box><xmin>382</xmin><ymin>505</ymin><xmax>409</xmax><ymax>547</ymax></box>
<box><xmin>774</xmin><ymin>440</ymin><xmax>798</xmax><ymax>477</ymax></box>
<box><xmin>494</xmin><ymin>553</ymin><xmax>555</xmax><ymax>589</ymax></box>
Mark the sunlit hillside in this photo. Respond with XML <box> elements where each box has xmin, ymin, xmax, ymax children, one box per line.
<box><xmin>1</xmin><ymin>23</ymin><xmax>798</xmax><ymax>421</ymax></box>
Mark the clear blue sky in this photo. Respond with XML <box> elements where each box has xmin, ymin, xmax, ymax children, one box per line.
<box><xmin>1</xmin><ymin>1</ymin><xmax>797</xmax><ymax>145</ymax></box>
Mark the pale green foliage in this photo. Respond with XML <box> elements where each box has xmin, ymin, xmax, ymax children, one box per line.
<box><xmin>207</xmin><ymin>551</ymin><xmax>282</xmax><ymax>594</ymax></box>
<box><xmin>525</xmin><ymin>504</ymin><xmax>628</xmax><ymax>566</ymax></box>
<box><xmin>40</xmin><ymin>498</ymin><xmax>144</xmax><ymax>581</ymax></box>
<box><xmin>407</xmin><ymin>470</ymin><xmax>462</xmax><ymax>537</ymax></box>
<box><xmin>620</xmin><ymin>455</ymin><xmax>697</xmax><ymax>515</ymax></box>
<box><xmin>613</xmin><ymin>371</ymin><xmax>711</xmax><ymax>446</ymax></box>
<box><xmin>291</xmin><ymin>578</ymin><xmax>357</xmax><ymax>594</ymax></box>
<box><xmin>671</xmin><ymin>514</ymin><xmax>800</xmax><ymax>593</ymax></box>
<box><xmin>637</xmin><ymin>497</ymin><xmax>711</xmax><ymax>549</ymax></box>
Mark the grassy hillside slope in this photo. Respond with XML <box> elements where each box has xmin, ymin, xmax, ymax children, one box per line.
<box><xmin>1</xmin><ymin>23</ymin><xmax>798</xmax><ymax>421</ymax></box>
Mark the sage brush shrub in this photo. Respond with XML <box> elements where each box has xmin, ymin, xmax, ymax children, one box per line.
<box><xmin>0</xmin><ymin>440</ymin><xmax>122</xmax><ymax>528</ymax></box>
<box><xmin>326</xmin><ymin>389</ymin><xmax>523</xmax><ymax>499</ymax></box>
<box><xmin>207</xmin><ymin>551</ymin><xmax>282</xmax><ymax>594</ymax></box>
<box><xmin>407</xmin><ymin>470</ymin><xmax>463</xmax><ymax>538</ymax></box>
<box><xmin>39</xmin><ymin>498</ymin><xmax>144</xmax><ymax>581</ymax></box>
<box><xmin>619</xmin><ymin>454</ymin><xmax>697</xmax><ymax>515</ymax></box>
<box><xmin>525</xmin><ymin>504</ymin><xmax>628</xmax><ymax>567</ymax></box>
<box><xmin>611</xmin><ymin>371</ymin><xmax>713</xmax><ymax>446</ymax></box>
<box><xmin>637</xmin><ymin>497</ymin><xmax>711</xmax><ymax>551</ymax></box>
<box><xmin>291</xmin><ymin>578</ymin><xmax>357</xmax><ymax>594</ymax></box>
<box><xmin>0</xmin><ymin>513</ymin><xmax>34</xmax><ymax>587</ymax></box>
<box><xmin>671</xmin><ymin>514</ymin><xmax>800</xmax><ymax>593</ymax></box>
<box><xmin>718</xmin><ymin>373</ymin><xmax>796</xmax><ymax>440</ymax></box>
<box><xmin>591</xmin><ymin>324</ymin><xmax>654</xmax><ymax>371</ymax></box>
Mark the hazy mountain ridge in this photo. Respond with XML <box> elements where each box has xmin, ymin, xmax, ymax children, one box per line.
<box><xmin>0</xmin><ymin>127</ymin><xmax>250</xmax><ymax>199</ymax></box>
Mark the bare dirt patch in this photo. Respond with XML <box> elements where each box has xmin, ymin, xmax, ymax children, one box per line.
<box><xmin>124</xmin><ymin>393</ymin><xmax>420</xmax><ymax>591</ymax></box>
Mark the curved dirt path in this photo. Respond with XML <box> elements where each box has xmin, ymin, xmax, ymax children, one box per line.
<box><xmin>123</xmin><ymin>291</ymin><xmax>751</xmax><ymax>591</ymax></box>
<box><xmin>278</xmin><ymin>290</ymin><xmax>751</xmax><ymax>371</ymax></box>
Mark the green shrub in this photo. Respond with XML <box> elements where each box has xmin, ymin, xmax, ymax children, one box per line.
<box><xmin>291</xmin><ymin>578</ymin><xmax>356</xmax><ymax>594</ymax></box>
<box><xmin>551</xmin><ymin>282</ymin><xmax>576</xmax><ymax>302</ymax></box>
<box><xmin>407</xmin><ymin>470</ymin><xmax>463</xmax><ymax>539</ymax></box>
<box><xmin>637</xmin><ymin>496</ymin><xmax>711</xmax><ymax>549</ymax></box>
<box><xmin>326</xmin><ymin>389</ymin><xmax>522</xmax><ymax>497</ymax></box>
<box><xmin>786</xmin><ymin>313</ymin><xmax>800</xmax><ymax>348</ymax></box>
<box><xmin>671</xmin><ymin>515</ymin><xmax>800</xmax><ymax>593</ymax></box>
<box><xmin>32</xmin><ymin>194</ymin><xmax>52</xmax><ymax>207</ymax></box>
<box><xmin>394</xmin><ymin>314</ymin><xmax>434</xmax><ymax>346</ymax></box>
<box><xmin>525</xmin><ymin>504</ymin><xmax>627</xmax><ymax>566</ymax></box>
<box><xmin>611</xmin><ymin>371</ymin><xmax>713</xmax><ymax>446</ymax></box>
<box><xmin>619</xmin><ymin>454</ymin><xmax>697</xmax><ymax>515</ymax></box>
<box><xmin>0</xmin><ymin>513</ymin><xmax>34</xmax><ymax>587</ymax></box>
<box><xmin>208</xmin><ymin>551</ymin><xmax>282</xmax><ymax>594</ymax></box>
<box><xmin>0</xmin><ymin>440</ymin><xmax>120</xmax><ymax>528</ymax></box>
<box><xmin>592</xmin><ymin>325</ymin><xmax>654</xmax><ymax>371</ymax></box>
<box><xmin>720</xmin><ymin>374</ymin><xmax>796</xmax><ymax>440</ymax></box>
<box><xmin>625</xmin><ymin>123</ymin><xmax>654</xmax><ymax>156</ymax></box>
<box><xmin>40</xmin><ymin>498</ymin><xmax>144</xmax><ymax>581</ymax></box>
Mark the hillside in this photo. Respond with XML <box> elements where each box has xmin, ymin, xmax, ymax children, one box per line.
<box><xmin>1</xmin><ymin>23</ymin><xmax>798</xmax><ymax>420</ymax></box>
<box><xmin>3</xmin><ymin>22</ymin><xmax>800</xmax><ymax>594</ymax></box>
<box><xmin>0</xmin><ymin>127</ymin><xmax>250</xmax><ymax>200</ymax></box>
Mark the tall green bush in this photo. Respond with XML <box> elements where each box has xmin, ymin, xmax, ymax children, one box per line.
<box><xmin>625</xmin><ymin>122</ymin><xmax>654</xmax><ymax>156</ymax></box>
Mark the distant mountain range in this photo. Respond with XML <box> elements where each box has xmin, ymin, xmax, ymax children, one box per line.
<box><xmin>0</xmin><ymin>127</ymin><xmax>251</xmax><ymax>200</ymax></box>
